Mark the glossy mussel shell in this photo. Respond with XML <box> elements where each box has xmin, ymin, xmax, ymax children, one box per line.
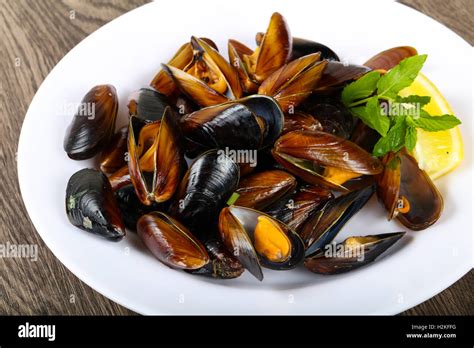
<box><xmin>304</xmin><ymin>232</ymin><xmax>405</xmax><ymax>275</ymax></box>
<box><xmin>65</xmin><ymin>168</ymin><xmax>125</xmax><ymax>241</ymax></box>
<box><xmin>169</xmin><ymin>149</ymin><xmax>240</xmax><ymax>236</ymax></box>
<box><xmin>128</xmin><ymin>87</ymin><xmax>171</xmax><ymax>122</ymax></box>
<box><xmin>273</xmin><ymin>130</ymin><xmax>383</xmax><ymax>190</ymax></box>
<box><xmin>300</xmin><ymin>185</ymin><xmax>375</xmax><ymax>257</ymax></box>
<box><xmin>219</xmin><ymin>206</ymin><xmax>305</xmax><ymax>281</ymax></box>
<box><xmin>235</xmin><ymin>170</ymin><xmax>297</xmax><ymax>210</ymax></box>
<box><xmin>376</xmin><ymin>150</ymin><xmax>443</xmax><ymax>230</ymax></box>
<box><xmin>180</xmin><ymin>95</ymin><xmax>284</xmax><ymax>150</ymax></box>
<box><xmin>137</xmin><ymin>212</ymin><xmax>209</xmax><ymax>270</ymax></box>
<box><xmin>128</xmin><ymin>107</ymin><xmax>185</xmax><ymax>205</ymax></box>
<box><xmin>64</xmin><ymin>85</ymin><xmax>118</xmax><ymax>160</ymax></box>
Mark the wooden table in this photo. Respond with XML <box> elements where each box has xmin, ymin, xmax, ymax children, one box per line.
<box><xmin>1</xmin><ymin>0</ymin><xmax>472</xmax><ymax>315</ymax></box>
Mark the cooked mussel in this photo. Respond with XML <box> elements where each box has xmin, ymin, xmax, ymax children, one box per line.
<box><xmin>234</xmin><ymin>170</ymin><xmax>297</xmax><ymax>210</ymax></box>
<box><xmin>304</xmin><ymin>232</ymin><xmax>405</xmax><ymax>274</ymax></box>
<box><xmin>137</xmin><ymin>212</ymin><xmax>209</xmax><ymax>270</ymax></box>
<box><xmin>219</xmin><ymin>206</ymin><xmax>305</xmax><ymax>280</ymax></box>
<box><xmin>298</xmin><ymin>95</ymin><xmax>355</xmax><ymax>139</ymax></box>
<box><xmin>180</xmin><ymin>95</ymin><xmax>284</xmax><ymax>151</ymax></box>
<box><xmin>64</xmin><ymin>85</ymin><xmax>118</xmax><ymax>160</ymax></box>
<box><xmin>162</xmin><ymin>37</ymin><xmax>242</xmax><ymax>107</ymax></box>
<box><xmin>265</xmin><ymin>184</ymin><xmax>333</xmax><ymax>232</ymax></box>
<box><xmin>169</xmin><ymin>149</ymin><xmax>240</xmax><ymax>237</ymax></box>
<box><xmin>283</xmin><ymin>111</ymin><xmax>323</xmax><ymax>135</ymax></box>
<box><xmin>128</xmin><ymin>107</ymin><xmax>185</xmax><ymax>205</ymax></box>
<box><xmin>115</xmin><ymin>184</ymin><xmax>164</xmax><ymax>230</ymax></box>
<box><xmin>364</xmin><ymin>46</ymin><xmax>418</xmax><ymax>71</ymax></box>
<box><xmin>376</xmin><ymin>150</ymin><xmax>443</xmax><ymax>230</ymax></box>
<box><xmin>66</xmin><ymin>168</ymin><xmax>125</xmax><ymax>241</ymax></box>
<box><xmin>188</xmin><ymin>239</ymin><xmax>244</xmax><ymax>279</ymax></box>
<box><xmin>272</xmin><ymin>130</ymin><xmax>383</xmax><ymax>190</ymax></box>
<box><xmin>314</xmin><ymin>61</ymin><xmax>371</xmax><ymax>93</ymax></box>
<box><xmin>128</xmin><ymin>87</ymin><xmax>171</xmax><ymax>122</ymax></box>
<box><xmin>258</xmin><ymin>53</ymin><xmax>328</xmax><ymax>113</ymax></box>
<box><xmin>150</xmin><ymin>38</ymin><xmax>218</xmax><ymax>96</ymax></box>
<box><xmin>300</xmin><ymin>185</ymin><xmax>375</xmax><ymax>256</ymax></box>
<box><xmin>228</xmin><ymin>12</ymin><xmax>291</xmax><ymax>92</ymax></box>
<box><xmin>256</xmin><ymin>33</ymin><xmax>339</xmax><ymax>62</ymax></box>
<box><xmin>99</xmin><ymin>125</ymin><xmax>128</xmax><ymax>175</ymax></box>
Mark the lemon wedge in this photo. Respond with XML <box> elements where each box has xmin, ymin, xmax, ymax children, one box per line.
<box><xmin>399</xmin><ymin>73</ymin><xmax>463</xmax><ymax>179</ymax></box>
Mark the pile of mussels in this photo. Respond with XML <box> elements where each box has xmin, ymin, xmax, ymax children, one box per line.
<box><xmin>64</xmin><ymin>13</ymin><xmax>442</xmax><ymax>281</ymax></box>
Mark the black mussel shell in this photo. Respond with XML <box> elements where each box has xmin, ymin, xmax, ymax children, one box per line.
<box><xmin>169</xmin><ymin>149</ymin><xmax>240</xmax><ymax>238</ymax></box>
<box><xmin>64</xmin><ymin>85</ymin><xmax>118</xmax><ymax>160</ymax></box>
<box><xmin>128</xmin><ymin>87</ymin><xmax>171</xmax><ymax>122</ymax></box>
<box><xmin>304</xmin><ymin>232</ymin><xmax>405</xmax><ymax>275</ymax></box>
<box><xmin>301</xmin><ymin>185</ymin><xmax>375</xmax><ymax>256</ymax></box>
<box><xmin>115</xmin><ymin>184</ymin><xmax>165</xmax><ymax>230</ymax></box>
<box><xmin>180</xmin><ymin>102</ymin><xmax>263</xmax><ymax>150</ymax></box>
<box><xmin>298</xmin><ymin>95</ymin><xmax>355</xmax><ymax>139</ymax></box>
<box><xmin>66</xmin><ymin>168</ymin><xmax>125</xmax><ymax>240</ymax></box>
<box><xmin>291</xmin><ymin>37</ymin><xmax>340</xmax><ymax>62</ymax></box>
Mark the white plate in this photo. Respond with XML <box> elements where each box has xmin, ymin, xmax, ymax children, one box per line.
<box><xmin>18</xmin><ymin>0</ymin><xmax>473</xmax><ymax>314</ymax></box>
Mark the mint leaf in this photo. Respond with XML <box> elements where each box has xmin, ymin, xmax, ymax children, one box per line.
<box><xmin>395</xmin><ymin>95</ymin><xmax>431</xmax><ymax>107</ymax></box>
<box><xmin>412</xmin><ymin>114</ymin><xmax>461</xmax><ymax>131</ymax></box>
<box><xmin>351</xmin><ymin>97</ymin><xmax>390</xmax><ymax>136</ymax></box>
<box><xmin>341</xmin><ymin>71</ymin><xmax>381</xmax><ymax>106</ymax></box>
<box><xmin>373</xmin><ymin>117</ymin><xmax>407</xmax><ymax>157</ymax></box>
<box><xmin>405</xmin><ymin>126</ymin><xmax>417</xmax><ymax>151</ymax></box>
<box><xmin>377</xmin><ymin>54</ymin><xmax>427</xmax><ymax>99</ymax></box>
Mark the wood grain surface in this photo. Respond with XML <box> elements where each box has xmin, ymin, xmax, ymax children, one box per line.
<box><xmin>0</xmin><ymin>0</ymin><xmax>472</xmax><ymax>316</ymax></box>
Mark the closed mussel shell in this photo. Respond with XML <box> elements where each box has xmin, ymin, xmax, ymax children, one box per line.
<box><xmin>65</xmin><ymin>168</ymin><xmax>125</xmax><ymax>241</ymax></box>
<box><xmin>137</xmin><ymin>212</ymin><xmax>209</xmax><ymax>270</ymax></box>
<box><xmin>64</xmin><ymin>85</ymin><xmax>118</xmax><ymax>160</ymax></box>
<box><xmin>235</xmin><ymin>170</ymin><xmax>296</xmax><ymax>211</ymax></box>
<box><xmin>128</xmin><ymin>87</ymin><xmax>171</xmax><ymax>122</ymax></box>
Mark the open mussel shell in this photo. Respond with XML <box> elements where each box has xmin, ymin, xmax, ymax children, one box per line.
<box><xmin>137</xmin><ymin>212</ymin><xmax>209</xmax><ymax>270</ymax></box>
<box><xmin>235</xmin><ymin>170</ymin><xmax>297</xmax><ymax>210</ymax></box>
<box><xmin>169</xmin><ymin>149</ymin><xmax>240</xmax><ymax>237</ymax></box>
<box><xmin>364</xmin><ymin>46</ymin><xmax>418</xmax><ymax>71</ymax></box>
<box><xmin>265</xmin><ymin>184</ymin><xmax>333</xmax><ymax>232</ymax></box>
<box><xmin>298</xmin><ymin>95</ymin><xmax>355</xmax><ymax>139</ymax></box>
<box><xmin>219</xmin><ymin>206</ymin><xmax>305</xmax><ymax>281</ymax></box>
<box><xmin>300</xmin><ymin>185</ymin><xmax>375</xmax><ymax>257</ymax></box>
<box><xmin>258</xmin><ymin>53</ymin><xmax>328</xmax><ymax>113</ymax></box>
<box><xmin>161</xmin><ymin>37</ymin><xmax>241</xmax><ymax>108</ymax></box>
<box><xmin>304</xmin><ymin>232</ymin><xmax>405</xmax><ymax>275</ymax></box>
<box><xmin>114</xmin><ymin>184</ymin><xmax>164</xmax><ymax>230</ymax></box>
<box><xmin>66</xmin><ymin>168</ymin><xmax>125</xmax><ymax>241</ymax></box>
<box><xmin>229</xmin><ymin>12</ymin><xmax>292</xmax><ymax>88</ymax></box>
<box><xmin>128</xmin><ymin>87</ymin><xmax>171</xmax><ymax>122</ymax></box>
<box><xmin>273</xmin><ymin>130</ymin><xmax>383</xmax><ymax>190</ymax></box>
<box><xmin>150</xmin><ymin>38</ymin><xmax>218</xmax><ymax>96</ymax></box>
<box><xmin>188</xmin><ymin>239</ymin><xmax>244</xmax><ymax>279</ymax></box>
<box><xmin>64</xmin><ymin>85</ymin><xmax>118</xmax><ymax>160</ymax></box>
<box><xmin>376</xmin><ymin>150</ymin><xmax>443</xmax><ymax>230</ymax></box>
<box><xmin>99</xmin><ymin>125</ymin><xmax>128</xmax><ymax>175</ymax></box>
<box><xmin>180</xmin><ymin>101</ymin><xmax>263</xmax><ymax>150</ymax></box>
<box><xmin>128</xmin><ymin>107</ymin><xmax>185</xmax><ymax>205</ymax></box>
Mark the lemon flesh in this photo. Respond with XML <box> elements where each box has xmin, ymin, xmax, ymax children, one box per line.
<box><xmin>399</xmin><ymin>73</ymin><xmax>463</xmax><ymax>179</ymax></box>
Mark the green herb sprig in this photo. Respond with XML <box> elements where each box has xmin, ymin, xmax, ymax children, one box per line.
<box><xmin>341</xmin><ymin>54</ymin><xmax>461</xmax><ymax>157</ymax></box>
